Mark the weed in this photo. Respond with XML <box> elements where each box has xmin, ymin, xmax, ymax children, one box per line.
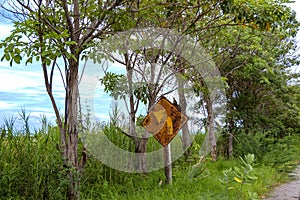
<box><xmin>1</xmin><ymin>111</ymin><xmax>299</xmax><ymax>200</ymax></box>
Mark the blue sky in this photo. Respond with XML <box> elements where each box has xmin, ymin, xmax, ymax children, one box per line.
<box><xmin>0</xmin><ymin>25</ymin><xmax>117</xmax><ymax>129</ymax></box>
<box><xmin>0</xmin><ymin>2</ymin><xmax>300</xmax><ymax>130</ymax></box>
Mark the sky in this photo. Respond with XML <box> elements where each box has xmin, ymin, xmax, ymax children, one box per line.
<box><xmin>0</xmin><ymin>2</ymin><xmax>300</xmax><ymax>130</ymax></box>
<box><xmin>0</xmin><ymin>24</ymin><xmax>118</xmax><ymax>130</ymax></box>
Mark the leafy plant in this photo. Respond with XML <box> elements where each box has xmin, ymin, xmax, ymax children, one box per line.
<box><xmin>233</xmin><ymin>154</ymin><xmax>258</xmax><ymax>189</ymax></box>
<box><xmin>220</xmin><ymin>154</ymin><xmax>258</xmax><ymax>199</ymax></box>
<box><xmin>188</xmin><ymin>158</ymin><xmax>209</xmax><ymax>180</ymax></box>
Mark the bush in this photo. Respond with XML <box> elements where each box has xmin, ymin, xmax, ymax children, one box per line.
<box><xmin>0</xmin><ymin>127</ymin><xmax>68</xmax><ymax>199</ymax></box>
<box><xmin>261</xmin><ymin>134</ymin><xmax>300</xmax><ymax>173</ymax></box>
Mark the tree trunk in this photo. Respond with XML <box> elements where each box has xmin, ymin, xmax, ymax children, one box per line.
<box><xmin>174</xmin><ymin>62</ymin><xmax>191</xmax><ymax>156</ymax></box>
<box><xmin>206</xmin><ymin>98</ymin><xmax>217</xmax><ymax>161</ymax></box>
<box><xmin>227</xmin><ymin>93</ymin><xmax>234</xmax><ymax>158</ymax></box>
<box><xmin>228</xmin><ymin>132</ymin><xmax>233</xmax><ymax>158</ymax></box>
<box><xmin>136</xmin><ymin>137</ymin><xmax>148</xmax><ymax>173</ymax></box>
<box><xmin>125</xmin><ymin>54</ymin><xmax>148</xmax><ymax>173</ymax></box>
<box><xmin>178</xmin><ymin>82</ymin><xmax>191</xmax><ymax>156</ymax></box>
<box><xmin>66</xmin><ymin>60</ymin><xmax>80</xmax><ymax>200</ymax></box>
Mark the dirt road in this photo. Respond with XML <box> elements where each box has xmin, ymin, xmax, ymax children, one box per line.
<box><xmin>265</xmin><ymin>165</ymin><xmax>300</xmax><ymax>200</ymax></box>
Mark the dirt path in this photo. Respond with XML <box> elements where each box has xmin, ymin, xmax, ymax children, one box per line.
<box><xmin>265</xmin><ymin>165</ymin><xmax>300</xmax><ymax>200</ymax></box>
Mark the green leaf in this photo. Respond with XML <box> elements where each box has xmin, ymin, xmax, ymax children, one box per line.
<box><xmin>46</xmin><ymin>58</ymin><xmax>51</xmax><ymax>66</ymax></box>
<box><xmin>13</xmin><ymin>55</ymin><xmax>22</xmax><ymax>64</ymax></box>
<box><xmin>247</xmin><ymin>175</ymin><xmax>258</xmax><ymax>180</ymax></box>
<box><xmin>3</xmin><ymin>54</ymin><xmax>10</xmax><ymax>61</ymax></box>
<box><xmin>25</xmin><ymin>57</ymin><xmax>33</xmax><ymax>65</ymax></box>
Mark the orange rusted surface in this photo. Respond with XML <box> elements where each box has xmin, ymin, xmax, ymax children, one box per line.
<box><xmin>142</xmin><ymin>96</ymin><xmax>188</xmax><ymax>146</ymax></box>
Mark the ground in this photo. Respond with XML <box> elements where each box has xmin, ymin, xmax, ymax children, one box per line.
<box><xmin>265</xmin><ymin>165</ymin><xmax>300</xmax><ymax>200</ymax></box>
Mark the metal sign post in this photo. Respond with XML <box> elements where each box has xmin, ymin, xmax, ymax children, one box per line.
<box><xmin>142</xmin><ymin>96</ymin><xmax>188</xmax><ymax>184</ymax></box>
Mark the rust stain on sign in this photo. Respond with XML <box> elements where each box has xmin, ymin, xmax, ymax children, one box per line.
<box><xmin>142</xmin><ymin>96</ymin><xmax>188</xmax><ymax>146</ymax></box>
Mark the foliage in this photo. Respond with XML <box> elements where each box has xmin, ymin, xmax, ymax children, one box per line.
<box><xmin>219</xmin><ymin>154</ymin><xmax>258</xmax><ymax>199</ymax></box>
<box><xmin>0</xmin><ymin>116</ymin><xmax>68</xmax><ymax>199</ymax></box>
<box><xmin>233</xmin><ymin>154</ymin><xmax>258</xmax><ymax>190</ymax></box>
<box><xmin>100</xmin><ymin>72</ymin><xmax>127</xmax><ymax>100</ymax></box>
<box><xmin>100</xmin><ymin>72</ymin><xmax>149</xmax><ymax>105</ymax></box>
<box><xmin>220</xmin><ymin>0</ymin><xmax>295</xmax><ymax>31</ymax></box>
<box><xmin>1</xmin><ymin>114</ymin><xmax>300</xmax><ymax>199</ymax></box>
<box><xmin>0</xmin><ymin>1</ymin><xmax>128</xmax><ymax>197</ymax></box>
<box><xmin>206</xmin><ymin>0</ymin><xmax>300</xmax><ymax>160</ymax></box>
<box><xmin>231</xmin><ymin>129</ymin><xmax>300</xmax><ymax>174</ymax></box>
<box><xmin>1</xmin><ymin>0</ymin><xmax>300</xmax><ymax>199</ymax></box>
<box><xmin>261</xmin><ymin>134</ymin><xmax>300</xmax><ymax>173</ymax></box>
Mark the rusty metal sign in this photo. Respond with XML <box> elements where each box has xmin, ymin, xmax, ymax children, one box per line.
<box><xmin>142</xmin><ymin>96</ymin><xmax>188</xmax><ymax>147</ymax></box>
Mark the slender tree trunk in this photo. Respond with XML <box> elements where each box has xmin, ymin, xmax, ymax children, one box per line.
<box><xmin>227</xmin><ymin>92</ymin><xmax>234</xmax><ymax>158</ymax></box>
<box><xmin>228</xmin><ymin>132</ymin><xmax>233</xmax><ymax>158</ymax></box>
<box><xmin>125</xmin><ymin>54</ymin><xmax>148</xmax><ymax>173</ymax></box>
<box><xmin>65</xmin><ymin>58</ymin><xmax>87</xmax><ymax>200</ymax></box>
<box><xmin>227</xmin><ymin>117</ymin><xmax>234</xmax><ymax>158</ymax></box>
<box><xmin>66</xmin><ymin>61</ymin><xmax>80</xmax><ymax>199</ymax></box>
<box><xmin>206</xmin><ymin>98</ymin><xmax>217</xmax><ymax>161</ymax></box>
<box><xmin>37</xmin><ymin>10</ymin><xmax>81</xmax><ymax>197</ymax></box>
<box><xmin>136</xmin><ymin>137</ymin><xmax>148</xmax><ymax>173</ymax></box>
<box><xmin>178</xmin><ymin>80</ymin><xmax>191</xmax><ymax>155</ymax></box>
<box><xmin>173</xmin><ymin>62</ymin><xmax>191</xmax><ymax>155</ymax></box>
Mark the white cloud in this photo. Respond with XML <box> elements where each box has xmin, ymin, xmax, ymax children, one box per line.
<box><xmin>0</xmin><ymin>1</ymin><xmax>299</xmax><ymax>128</ymax></box>
<box><xmin>29</xmin><ymin>111</ymin><xmax>57</xmax><ymax>119</ymax></box>
<box><xmin>291</xmin><ymin>1</ymin><xmax>300</xmax><ymax>20</ymax></box>
<box><xmin>0</xmin><ymin>65</ymin><xmax>64</xmax><ymax>93</ymax></box>
<box><xmin>0</xmin><ymin>101</ymin><xmax>16</xmax><ymax>108</ymax></box>
<box><xmin>94</xmin><ymin>113</ymin><xmax>110</xmax><ymax>120</ymax></box>
<box><xmin>0</xmin><ymin>23</ymin><xmax>13</xmax><ymax>39</ymax></box>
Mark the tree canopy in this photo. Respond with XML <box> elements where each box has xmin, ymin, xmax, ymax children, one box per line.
<box><xmin>0</xmin><ymin>0</ymin><xmax>299</xmax><ymax>199</ymax></box>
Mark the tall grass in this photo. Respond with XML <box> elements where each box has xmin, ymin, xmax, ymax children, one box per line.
<box><xmin>1</xmin><ymin>109</ymin><xmax>300</xmax><ymax>199</ymax></box>
<box><xmin>0</xmin><ymin>113</ymin><xmax>68</xmax><ymax>199</ymax></box>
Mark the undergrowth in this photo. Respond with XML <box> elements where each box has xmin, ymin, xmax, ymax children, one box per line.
<box><xmin>0</xmin><ymin>112</ymin><xmax>300</xmax><ymax>199</ymax></box>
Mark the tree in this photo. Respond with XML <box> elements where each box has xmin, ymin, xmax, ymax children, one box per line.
<box><xmin>98</xmin><ymin>0</ymin><xmax>294</xmax><ymax>163</ymax></box>
<box><xmin>97</xmin><ymin>0</ymin><xmax>231</xmax><ymax>179</ymax></box>
<box><xmin>208</xmin><ymin>0</ymin><xmax>300</xmax><ymax>157</ymax></box>
<box><xmin>156</xmin><ymin>0</ymin><xmax>297</xmax><ymax>161</ymax></box>
<box><xmin>99</xmin><ymin>30</ymin><xmax>188</xmax><ymax>182</ymax></box>
<box><xmin>0</xmin><ymin>0</ymin><xmax>125</xmax><ymax>198</ymax></box>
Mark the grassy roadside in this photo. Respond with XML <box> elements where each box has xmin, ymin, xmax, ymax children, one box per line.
<box><xmin>81</xmin><ymin>156</ymin><xmax>287</xmax><ymax>200</ymax></box>
<box><xmin>1</xmin><ymin>122</ymin><xmax>300</xmax><ymax>199</ymax></box>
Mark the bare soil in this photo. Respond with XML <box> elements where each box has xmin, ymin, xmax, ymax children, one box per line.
<box><xmin>264</xmin><ymin>165</ymin><xmax>300</xmax><ymax>200</ymax></box>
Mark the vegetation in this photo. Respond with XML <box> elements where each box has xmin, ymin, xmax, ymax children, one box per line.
<box><xmin>0</xmin><ymin>0</ymin><xmax>300</xmax><ymax>199</ymax></box>
<box><xmin>0</xmin><ymin>112</ymin><xmax>300</xmax><ymax>199</ymax></box>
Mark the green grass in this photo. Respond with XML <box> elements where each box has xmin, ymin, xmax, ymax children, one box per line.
<box><xmin>1</xmin><ymin>115</ymin><xmax>300</xmax><ymax>200</ymax></box>
<box><xmin>0</xmin><ymin>127</ymin><xmax>68</xmax><ymax>199</ymax></box>
<box><xmin>80</xmin><ymin>154</ymin><xmax>286</xmax><ymax>200</ymax></box>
